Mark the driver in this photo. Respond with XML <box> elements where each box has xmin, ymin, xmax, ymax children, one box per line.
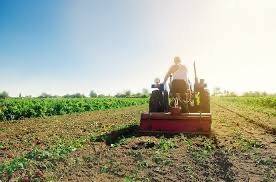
<box><xmin>163</xmin><ymin>56</ymin><xmax>188</xmax><ymax>96</ymax></box>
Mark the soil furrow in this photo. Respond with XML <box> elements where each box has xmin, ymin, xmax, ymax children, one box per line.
<box><xmin>211</xmin><ymin>103</ymin><xmax>276</xmax><ymax>181</ymax></box>
<box><xmin>214</xmin><ymin>103</ymin><xmax>276</xmax><ymax>135</ymax></box>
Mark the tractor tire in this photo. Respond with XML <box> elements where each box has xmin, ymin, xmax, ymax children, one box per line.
<box><xmin>163</xmin><ymin>90</ymin><xmax>169</xmax><ymax>112</ymax></box>
<box><xmin>200</xmin><ymin>89</ymin><xmax>210</xmax><ymax>113</ymax></box>
<box><xmin>149</xmin><ymin>90</ymin><xmax>164</xmax><ymax>112</ymax></box>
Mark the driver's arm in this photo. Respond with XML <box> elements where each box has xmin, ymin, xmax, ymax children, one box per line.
<box><xmin>163</xmin><ymin>65</ymin><xmax>175</xmax><ymax>84</ymax></box>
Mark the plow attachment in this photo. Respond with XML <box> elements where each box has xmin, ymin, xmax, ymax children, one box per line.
<box><xmin>140</xmin><ymin>113</ymin><xmax>212</xmax><ymax>135</ymax></box>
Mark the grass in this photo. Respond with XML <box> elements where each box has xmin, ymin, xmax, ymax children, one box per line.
<box><xmin>137</xmin><ymin>160</ymin><xmax>149</xmax><ymax>169</ymax></box>
<box><xmin>0</xmin><ymin>128</ymin><xmax>5</xmax><ymax>132</ymax></box>
<box><xmin>254</xmin><ymin>155</ymin><xmax>274</xmax><ymax>166</ymax></box>
<box><xmin>0</xmin><ymin>157</ymin><xmax>28</xmax><ymax>177</ymax></box>
<box><xmin>152</xmin><ymin>151</ymin><xmax>172</xmax><ymax>165</ymax></box>
<box><xmin>0</xmin><ymin>142</ymin><xmax>4</xmax><ymax>149</ymax></box>
<box><xmin>233</xmin><ymin>131</ymin><xmax>264</xmax><ymax>151</ymax></box>
<box><xmin>156</xmin><ymin>137</ymin><xmax>176</xmax><ymax>152</ymax></box>
<box><xmin>185</xmin><ymin>137</ymin><xmax>215</xmax><ymax>163</ymax></box>
<box><xmin>0</xmin><ymin>138</ymin><xmax>86</xmax><ymax>180</ymax></box>
<box><xmin>124</xmin><ymin>175</ymin><xmax>138</xmax><ymax>182</ymax></box>
<box><xmin>148</xmin><ymin>137</ymin><xmax>176</xmax><ymax>166</ymax></box>
<box><xmin>100</xmin><ymin>165</ymin><xmax>109</xmax><ymax>173</ymax></box>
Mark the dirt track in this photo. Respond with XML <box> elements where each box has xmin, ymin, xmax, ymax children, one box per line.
<box><xmin>0</xmin><ymin>101</ymin><xmax>276</xmax><ymax>181</ymax></box>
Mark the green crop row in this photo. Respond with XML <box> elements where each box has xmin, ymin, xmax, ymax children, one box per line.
<box><xmin>216</xmin><ymin>96</ymin><xmax>276</xmax><ymax>109</ymax></box>
<box><xmin>0</xmin><ymin>98</ymin><xmax>148</xmax><ymax>121</ymax></box>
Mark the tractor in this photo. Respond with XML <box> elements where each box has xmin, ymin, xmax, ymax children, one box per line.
<box><xmin>140</xmin><ymin>62</ymin><xmax>212</xmax><ymax>134</ymax></box>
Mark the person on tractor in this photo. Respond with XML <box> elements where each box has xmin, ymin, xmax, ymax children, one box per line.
<box><xmin>163</xmin><ymin>56</ymin><xmax>188</xmax><ymax>97</ymax></box>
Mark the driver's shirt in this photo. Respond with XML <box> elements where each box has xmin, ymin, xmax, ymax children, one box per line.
<box><xmin>169</xmin><ymin>64</ymin><xmax>188</xmax><ymax>82</ymax></box>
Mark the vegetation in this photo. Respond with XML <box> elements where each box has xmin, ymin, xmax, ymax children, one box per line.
<box><xmin>0</xmin><ymin>97</ymin><xmax>275</xmax><ymax>181</ymax></box>
<box><xmin>212</xmin><ymin>88</ymin><xmax>275</xmax><ymax>97</ymax></box>
<box><xmin>115</xmin><ymin>89</ymin><xmax>149</xmax><ymax>98</ymax></box>
<box><xmin>215</xmin><ymin>96</ymin><xmax>276</xmax><ymax>110</ymax></box>
<box><xmin>89</xmin><ymin>90</ymin><xmax>97</xmax><ymax>98</ymax></box>
<box><xmin>0</xmin><ymin>98</ymin><xmax>147</xmax><ymax>121</ymax></box>
<box><xmin>242</xmin><ymin>91</ymin><xmax>276</xmax><ymax>97</ymax></box>
<box><xmin>0</xmin><ymin>91</ymin><xmax>9</xmax><ymax>99</ymax></box>
<box><xmin>63</xmin><ymin>93</ymin><xmax>86</xmax><ymax>98</ymax></box>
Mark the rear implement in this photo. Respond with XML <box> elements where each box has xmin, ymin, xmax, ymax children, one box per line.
<box><xmin>140</xmin><ymin>112</ymin><xmax>212</xmax><ymax>134</ymax></box>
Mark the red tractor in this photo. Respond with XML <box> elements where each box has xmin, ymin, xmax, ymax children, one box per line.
<box><xmin>140</xmin><ymin>62</ymin><xmax>212</xmax><ymax>135</ymax></box>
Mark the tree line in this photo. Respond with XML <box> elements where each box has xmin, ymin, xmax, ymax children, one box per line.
<box><xmin>1</xmin><ymin>88</ymin><xmax>275</xmax><ymax>99</ymax></box>
<box><xmin>0</xmin><ymin>89</ymin><xmax>150</xmax><ymax>99</ymax></box>
<box><xmin>212</xmin><ymin>87</ymin><xmax>276</xmax><ymax>97</ymax></box>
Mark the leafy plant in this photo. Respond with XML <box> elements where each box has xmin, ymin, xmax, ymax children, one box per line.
<box><xmin>0</xmin><ymin>157</ymin><xmax>28</xmax><ymax>177</ymax></box>
<box><xmin>0</xmin><ymin>98</ymin><xmax>148</xmax><ymax>121</ymax></box>
<box><xmin>187</xmin><ymin>139</ymin><xmax>215</xmax><ymax>163</ymax></box>
<box><xmin>156</xmin><ymin>138</ymin><xmax>176</xmax><ymax>151</ymax></box>
<box><xmin>100</xmin><ymin>165</ymin><xmax>109</xmax><ymax>173</ymax></box>
<box><xmin>234</xmin><ymin>133</ymin><xmax>263</xmax><ymax>151</ymax></box>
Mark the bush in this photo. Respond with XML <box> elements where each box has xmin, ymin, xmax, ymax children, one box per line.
<box><xmin>89</xmin><ymin>90</ymin><xmax>97</xmax><ymax>98</ymax></box>
<box><xmin>0</xmin><ymin>91</ymin><xmax>9</xmax><ymax>99</ymax></box>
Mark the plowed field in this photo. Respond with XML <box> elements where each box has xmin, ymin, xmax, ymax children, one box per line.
<box><xmin>0</xmin><ymin>97</ymin><xmax>275</xmax><ymax>181</ymax></box>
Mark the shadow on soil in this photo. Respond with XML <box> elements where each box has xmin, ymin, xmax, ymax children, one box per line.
<box><xmin>91</xmin><ymin>125</ymin><xmax>236</xmax><ymax>181</ymax></box>
<box><xmin>91</xmin><ymin>125</ymin><xmax>140</xmax><ymax>145</ymax></box>
<box><xmin>91</xmin><ymin>124</ymin><xmax>213</xmax><ymax>146</ymax></box>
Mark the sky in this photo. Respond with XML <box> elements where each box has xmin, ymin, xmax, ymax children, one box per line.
<box><xmin>0</xmin><ymin>0</ymin><xmax>276</xmax><ymax>97</ymax></box>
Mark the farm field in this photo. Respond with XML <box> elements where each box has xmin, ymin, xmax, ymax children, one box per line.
<box><xmin>0</xmin><ymin>97</ymin><xmax>276</xmax><ymax>181</ymax></box>
<box><xmin>0</xmin><ymin>98</ymin><xmax>148</xmax><ymax>121</ymax></box>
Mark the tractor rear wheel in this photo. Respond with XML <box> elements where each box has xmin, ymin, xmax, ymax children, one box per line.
<box><xmin>200</xmin><ymin>90</ymin><xmax>210</xmax><ymax>113</ymax></box>
<box><xmin>163</xmin><ymin>90</ymin><xmax>169</xmax><ymax>112</ymax></box>
<box><xmin>149</xmin><ymin>90</ymin><xmax>164</xmax><ymax>112</ymax></box>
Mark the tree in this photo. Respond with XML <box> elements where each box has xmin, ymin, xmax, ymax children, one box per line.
<box><xmin>142</xmin><ymin>88</ymin><xmax>149</xmax><ymax>97</ymax></box>
<box><xmin>0</xmin><ymin>91</ymin><xmax>9</xmax><ymax>99</ymax></box>
<box><xmin>243</xmin><ymin>91</ymin><xmax>266</xmax><ymax>97</ymax></box>
<box><xmin>115</xmin><ymin>92</ymin><xmax>123</xmax><ymax>98</ymax></box>
<box><xmin>132</xmin><ymin>93</ymin><xmax>142</xmax><ymax>98</ymax></box>
<box><xmin>89</xmin><ymin>90</ymin><xmax>97</xmax><ymax>98</ymax></box>
<box><xmin>222</xmin><ymin>90</ymin><xmax>237</xmax><ymax>97</ymax></box>
<box><xmin>212</xmin><ymin>87</ymin><xmax>222</xmax><ymax>96</ymax></box>
<box><xmin>63</xmin><ymin>93</ymin><xmax>85</xmax><ymax>98</ymax></box>
<box><xmin>125</xmin><ymin>90</ymin><xmax>131</xmax><ymax>97</ymax></box>
<box><xmin>115</xmin><ymin>91</ymin><xmax>131</xmax><ymax>98</ymax></box>
<box><xmin>39</xmin><ymin>93</ymin><xmax>52</xmax><ymax>98</ymax></box>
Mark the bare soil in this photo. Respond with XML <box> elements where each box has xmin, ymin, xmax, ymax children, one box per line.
<box><xmin>1</xmin><ymin>101</ymin><xmax>275</xmax><ymax>181</ymax></box>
